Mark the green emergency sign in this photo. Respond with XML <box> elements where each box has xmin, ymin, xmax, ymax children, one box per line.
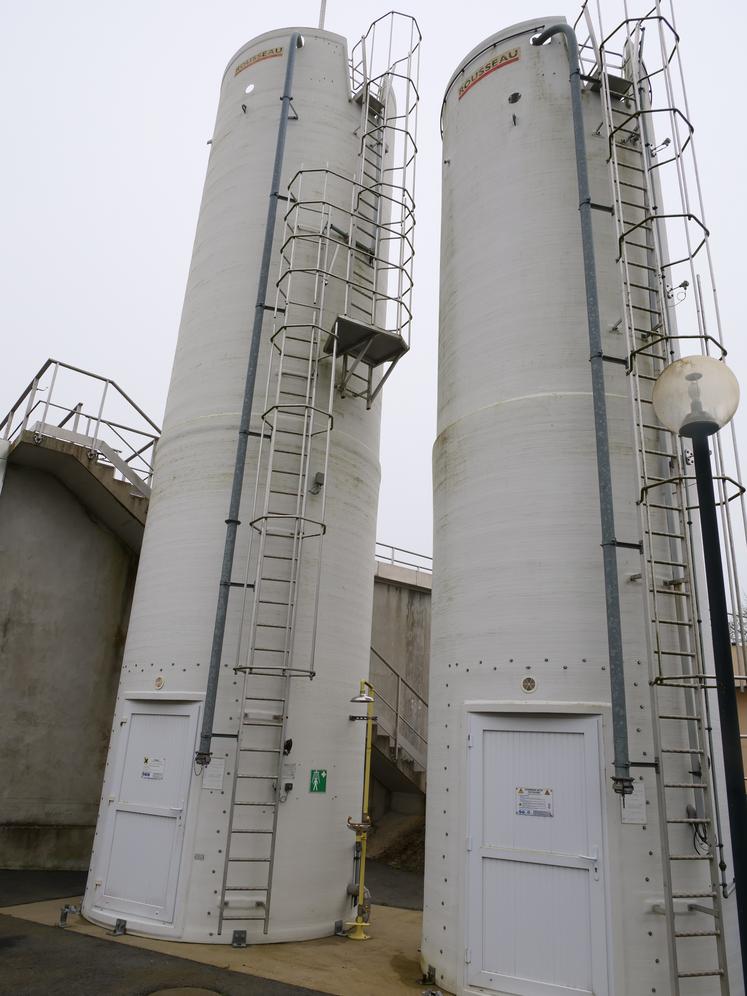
<box><xmin>309</xmin><ymin>769</ymin><xmax>327</xmax><ymax>793</ymax></box>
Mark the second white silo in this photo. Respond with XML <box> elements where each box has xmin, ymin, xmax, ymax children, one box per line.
<box><xmin>424</xmin><ymin>14</ymin><xmax>732</xmax><ymax>996</ymax></box>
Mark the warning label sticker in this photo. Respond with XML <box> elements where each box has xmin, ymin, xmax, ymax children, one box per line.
<box><xmin>515</xmin><ymin>786</ymin><xmax>554</xmax><ymax>817</ymax></box>
<box><xmin>141</xmin><ymin>756</ymin><xmax>165</xmax><ymax>780</ymax></box>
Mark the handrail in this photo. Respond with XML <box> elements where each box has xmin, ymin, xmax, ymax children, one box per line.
<box><xmin>370</xmin><ymin>644</ymin><xmax>427</xmax><ymax>774</ymax></box>
<box><xmin>375</xmin><ymin>541</ymin><xmax>432</xmax><ymax>573</ymax></box>
<box><xmin>1</xmin><ymin>359</ymin><xmax>160</xmax><ymax>492</ymax></box>
<box><xmin>371</xmin><ymin>646</ymin><xmax>428</xmax><ymax>708</ymax></box>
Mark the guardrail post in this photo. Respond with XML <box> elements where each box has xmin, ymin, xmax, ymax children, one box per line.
<box><xmin>92</xmin><ymin>380</ymin><xmax>109</xmax><ymax>452</ymax></box>
<box><xmin>21</xmin><ymin>377</ymin><xmax>40</xmax><ymax>435</ymax></box>
<box><xmin>395</xmin><ymin>674</ymin><xmax>401</xmax><ymax>757</ymax></box>
<box><xmin>41</xmin><ymin>361</ymin><xmax>59</xmax><ymax>428</ymax></box>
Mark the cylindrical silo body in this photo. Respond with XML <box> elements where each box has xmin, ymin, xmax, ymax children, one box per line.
<box><xmin>424</xmin><ymin>18</ymin><xmax>715</xmax><ymax>995</ymax></box>
<box><xmin>83</xmin><ymin>27</ymin><xmax>383</xmax><ymax>943</ymax></box>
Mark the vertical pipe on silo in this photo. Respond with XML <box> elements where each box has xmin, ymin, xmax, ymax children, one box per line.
<box><xmin>196</xmin><ymin>32</ymin><xmax>304</xmax><ymax>766</ymax></box>
<box><xmin>532</xmin><ymin>23</ymin><xmax>632</xmax><ymax>794</ymax></box>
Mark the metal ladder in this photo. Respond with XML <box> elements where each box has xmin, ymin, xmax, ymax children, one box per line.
<box><xmin>588</xmin><ymin>9</ymin><xmax>733</xmax><ymax>990</ymax></box>
<box><xmin>218</xmin><ymin>179</ymin><xmax>340</xmax><ymax>934</ymax></box>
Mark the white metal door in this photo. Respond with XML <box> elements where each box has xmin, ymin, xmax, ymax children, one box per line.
<box><xmin>467</xmin><ymin>713</ymin><xmax>609</xmax><ymax>995</ymax></box>
<box><xmin>98</xmin><ymin>699</ymin><xmax>199</xmax><ymax>922</ymax></box>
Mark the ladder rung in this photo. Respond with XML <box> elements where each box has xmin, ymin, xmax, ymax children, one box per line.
<box><xmin>221</xmin><ymin>915</ymin><xmax>267</xmax><ymax>921</ymax></box>
<box><xmin>653</xmin><ymin>620</ymin><xmax>692</xmax><ymax>628</ymax></box>
<box><xmin>672</xmin><ymin>891</ymin><xmax>715</xmax><ymax>899</ymax></box>
<box><xmin>658</xmin><ymin>714</ymin><xmax>701</xmax><ymax>721</ymax></box>
<box><xmin>667</xmin><ymin>817</ymin><xmax>710</xmax><ymax>824</ymax></box>
<box><xmin>622</xmin><ymin>239</ymin><xmax>655</xmax><ymax>253</ymax></box>
<box><xmin>624</xmin><ymin>256</ymin><xmax>657</xmax><ymax>270</ymax></box>
<box><xmin>664</xmin><ymin>782</ymin><xmax>707</xmax><ymax>789</ymax></box>
<box><xmin>243</xmin><ymin>721</ymin><xmax>284</xmax><ymax>728</ymax></box>
<box><xmin>244</xmin><ymin>696</ymin><xmax>286</xmax><ymax>702</ymax></box>
<box><xmin>670</xmin><ymin>854</ymin><xmax>713</xmax><ymax>860</ymax></box>
<box><xmin>675</xmin><ymin>930</ymin><xmax>720</xmax><ymax>938</ymax></box>
<box><xmin>239</xmin><ymin>747</ymin><xmax>283</xmax><ymax>753</ymax></box>
<box><xmin>678</xmin><ymin>970</ymin><xmax>724</xmax><ymax>978</ymax></box>
<box><xmin>662</xmin><ymin>748</ymin><xmax>705</xmax><ymax>755</ymax></box>
<box><xmin>233</xmin><ymin>802</ymin><xmax>277</xmax><ymax>808</ymax></box>
<box><xmin>612</xmin><ymin>158</ymin><xmax>644</xmax><ymax>172</ymax></box>
<box><xmin>618</xmin><ymin>180</ymin><xmax>647</xmax><ymax>194</ymax></box>
<box><xmin>659</xmin><ymin>650</ymin><xmax>697</xmax><ymax>657</ymax></box>
<box><xmin>236</xmin><ymin>774</ymin><xmax>277</xmax><ymax>780</ymax></box>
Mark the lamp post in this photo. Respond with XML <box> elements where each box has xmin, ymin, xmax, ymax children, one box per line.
<box><xmin>652</xmin><ymin>354</ymin><xmax>747</xmax><ymax>982</ymax></box>
<box><xmin>347</xmin><ymin>680</ymin><xmax>375</xmax><ymax>940</ymax></box>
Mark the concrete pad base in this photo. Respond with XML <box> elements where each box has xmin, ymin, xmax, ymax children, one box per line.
<box><xmin>1</xmin><ymin>895</ymin><xmax>438</xmax><ymax>996</ymax></box>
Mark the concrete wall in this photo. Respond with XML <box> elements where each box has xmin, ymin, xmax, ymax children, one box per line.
<box><xmin>371</xmin><ymin>562</ymin><xmax>431</xmax><ymax>698</ymax></box>
<box><xmin>0</xmin><ymin>463</ymin><xmax>137</xmax><ymax>869</ymax></box>
<box><xmin>0</xmin><ymin>462</ymin><xmax>433</xmax><ymax>869</ymax></box>
<box><xmin>370</xmin><ymin>562</ymin><xmax>431</xmax><ymax>817</ymax></box>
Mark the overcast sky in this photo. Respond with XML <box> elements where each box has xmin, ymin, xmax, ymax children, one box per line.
<box><xmin>2</xmin><ymin>1</ymin><xmax>745</xmax><ymax>558</ymax></box>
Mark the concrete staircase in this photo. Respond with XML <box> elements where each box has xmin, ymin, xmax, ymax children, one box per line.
<box><xmin>372</xmin><ymin>724</ymin><xmax>426</xmax><ymax>795</ymax></box>
<box><xmin>369</xmin><ymin>647</ymin><xmax>427</xmax><ymax>797</ymax></box>
<box><xmin>6</xmin><ymin>430</ymin><xmax>149</xmax><ymax>551</ymax></box>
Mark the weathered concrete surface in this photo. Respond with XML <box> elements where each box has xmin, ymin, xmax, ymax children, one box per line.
<box><xmin>0</xmin><ymin>915</ymin><xmax>325</xmax><ymax>996</ymax></box>
<box><xmin>10</xmin><ymin>432</ymin><xmax>147</xmax><ymax>550</ymax></box>
<box><xmin>369</xmin><ymin>563</ymin><xmax>431</xmax><ymax>809</ymax></box>
<box><xmin>371</xmin><ymin>562</ymin><xmax>431</xmax><ymax>698</ymax></box>
<box><xmin>0</xmin><ymin>461</ymin><xmax>138</xmax><ymax>870</ymax></box>
<box><xmin>0</xmin><ymin>869</ymin><xmax>87</xmax><ymax>907</ymax></box>
<box><xmin>1</xmin><ymin>897</ymin><xmax>427</xmax><ymax>996</ymax></box>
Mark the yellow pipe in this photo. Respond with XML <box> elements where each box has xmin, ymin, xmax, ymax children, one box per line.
<box><xmin>348</xmin><ymin>680</ymin><xmax>374</xmax><ymax>941</ymax></box>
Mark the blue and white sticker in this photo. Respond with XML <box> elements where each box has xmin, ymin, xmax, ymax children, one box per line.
<box><xmin>515</xmin><ymin>786</ymin><xmax>554</xmax><ymax>817</ymax></box>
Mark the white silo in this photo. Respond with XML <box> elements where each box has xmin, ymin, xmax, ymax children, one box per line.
<box><xmin>83</xmin><ymin>16</ymin><xmax>419</xmax><ymax>944</ymax></box>
<box><xmin>425</xmin><ymin>12</ymin><xmax>743</xmax><ymax>996</ymax></box>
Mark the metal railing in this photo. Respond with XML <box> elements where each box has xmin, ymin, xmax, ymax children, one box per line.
<box><xmin>375</xmin><ymin>542</ymin><xmax>432</xmax><ymax>573</ymax></box>
<box><xmin>370</xmin><ymin>646</ymin><xmax>427</xmax><ymax>772</ymax></box>
<box><xmin>0</xmin><ymin>359</ymin><xmax>161</xmax><ymax>497</ymax></box>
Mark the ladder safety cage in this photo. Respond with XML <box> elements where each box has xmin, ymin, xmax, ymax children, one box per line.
<box><xmin>218</xmin><ymin>13</ymin><xmax>420</xmax><ymax>937</ymax></box>
<box><xmin>576</xmin><ymin>2</ymin><xmax>747</xmax><ymax>991</ymax></box>
<box><xmin>342</xmin><ymin>11</ymin><xmax>420</xmax><ymax>407</ymax></box>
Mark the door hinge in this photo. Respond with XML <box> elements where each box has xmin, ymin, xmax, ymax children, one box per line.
<box><xmin>467</xmin><ymin>733</ymin><xmax>473</xmax><ymax>748</ymax></box>
<box><xmin>465</xmin><ymin>946</ymin><xmax>472</xmax><ymax>964</ymax></box>
<box><xmin>466</xmin><ymin>835</ymin><xmax>473</xmax><ymax>852</ymax></box>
